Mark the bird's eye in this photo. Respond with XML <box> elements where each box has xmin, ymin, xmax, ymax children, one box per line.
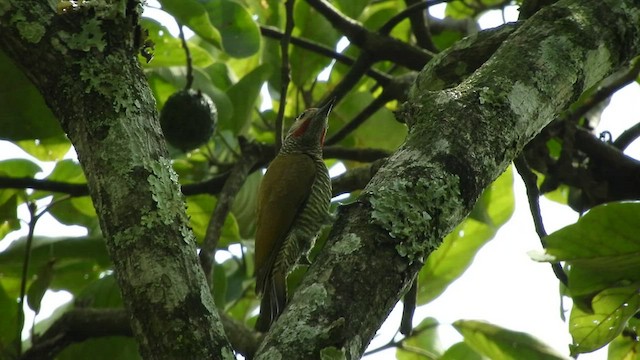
<box><xmin>299</xmin><ymin>110</ymin><xmax>311</xmax><ymax>119</ymax></box>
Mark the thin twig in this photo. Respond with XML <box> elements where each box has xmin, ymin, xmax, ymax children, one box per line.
<box><xmin>322</xmin><ymin>55</ymin><xmax>374</xmax><ymax>107</ymax></box>
<box><xmin>20</xmin><ymin>308</ymin><xmax>261</xmax><ymax>360</ymax></box>
<box><xmin>0</xmin><ymin>146</ymin><xmax>388</xmax><ymax>199</ymax></box>
<box><xmin>275</xmin><ymin>0</ymin><xmax>296</xmax><ymax>152</ymax></box>
<box><xmin>326</xmin><ymin>93</ymin><xmax>389</xmax><ymax>145</ymax></box>
<box><xmin>514</xmin><ymin>156</ymin><xmax>568</xmax><ymax>285</ymax></box>
<box><xmin>564</xmin><ymin>58</ymin><xmax>640</xmax><ymax>124</ymax></box>
<box><xmin>17</xmin><ymin>203</ymin><xmax>38</xmax><ymax>356</ymax></box>
<box><xmin>402</xmin><ymin>0</ymin><xmax>438</xmax><ymax>52</ymax></box>
<box><xmin>199</xmin><ymin>140</ymin><xmax>263</xmax><ymax>281</ymax></box>
<box><xmin>260</xmin><ymin>25</ymin><xmax>392</xmax><ymax>85</ymax></box>
<box><xmin>379</xmin><ymin>0</ymin><xmax>449</xmax><ymax>37</ymax></box>
<box><xmin>177</xmin><ymin>23</ymin><xmax>194</xmax><ymax>89</ymax></box>
<box><xmin>326</xmin><ymin>72</ymin><xmax>416</xmax><ymax>145</ymax></box>
<box><xmin>364</xmin><ymin>319</ymin><xmax>440</xmax><ymax>357</ymax></box>
<box><xmin>400</xmin><ymin>279</ymin><xmax>418</xmax><ymax>336</ymax></box>
<box><xmin>305</xmin><ymin>0</ymin><xmax>431</xmax><ymax>70</ymax></box>
<box><xmin>613</xmin><ymin>121</ymin><xmax>640</xmax><ymax>150</ymax></box>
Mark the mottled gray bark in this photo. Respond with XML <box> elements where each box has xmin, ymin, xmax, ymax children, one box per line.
<box><xmin>254</xmin><ymin>0</ymin><xmax>640</xmax><ymax>358</ymax></box>
<box><xmin>0</xmin><ymin>1</ymin><xmax>233</xmax><ymax>359</ymax></box>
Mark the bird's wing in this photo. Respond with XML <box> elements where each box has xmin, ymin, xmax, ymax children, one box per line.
<box><xmin>254</xmin><ymin>153</ymin><xmax>316</xmax><ymax>294</ymax></box>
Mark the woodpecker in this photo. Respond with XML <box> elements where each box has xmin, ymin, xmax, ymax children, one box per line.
<box><xmin>254</xmin><ymin>100</ymin><xmax>334</xmax><ymax>332</ymax></box>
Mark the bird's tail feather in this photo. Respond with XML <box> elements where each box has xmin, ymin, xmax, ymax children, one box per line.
<box><xmin>255</xmin><ymin>272</ymin><xmax>287</xmax><ymax>332</ymax></box>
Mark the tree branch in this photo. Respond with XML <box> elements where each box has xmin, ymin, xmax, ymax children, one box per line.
<box><xmin>0</xmin><ymin>1</ymin><xmax>233</xmax><ymax>358</ymax></box>
<box><xmin>402</xmin><ymin>0</ymin><xmax>439</xmax><ymax>52</ymax></box>
<box><xmin>199</xmin><ymin>140</ymin><xmax>263</xmax><ymax>281</ymax></box>
<box><xmin>513</xmin><ymin>156</ymin><xmax>568</xmax><ymax>284</ymax></box>
<box><xmin>305</xmin><ymin>0</ymin><xmax>432</xmax><ymax>70</ymax></box>
<box><xmin>259</xmin><ymin>25</ymin><xmax>392</xmax><ymax>85</ymax></box>
<box><xmin>254</xmin><ymin>1</ymin><xmax>640</xmax><ymax>357</ymax></box>
<box><xmin>0</xmin><ymin>143</ymin><xmax>388</xmax><ymax>198</ymax></box>
<box><xmin>21</xmin><ymin>308</ymin><xmax>260</xmax><ymax>360</ymax></box>
<box><xmin>274</xmin><ymin>0</ymin><xmax>295</xmax><ymax>152</ymax></box>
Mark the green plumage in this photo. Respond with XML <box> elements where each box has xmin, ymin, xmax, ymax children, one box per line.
<box><xmin>254</xmin><ymin>101</ymin><xmax>334</xmax><ymax>332</ymax></box>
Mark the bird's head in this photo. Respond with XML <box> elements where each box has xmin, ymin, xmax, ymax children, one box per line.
<box><xmin>283</xmin><ymin>98</ymin><xmax>335</xmax><ymax>152</ymax></box>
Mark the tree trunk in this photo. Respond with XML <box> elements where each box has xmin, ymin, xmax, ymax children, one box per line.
<box><xmin>0</xmin><ymin>1</ymin><xmax>233</xmax><ymax>358</ymax></box>
<box><xmin>254</xmin><ymin>0</ymin><xmax>640</xmax><ymax>358</ymax></box>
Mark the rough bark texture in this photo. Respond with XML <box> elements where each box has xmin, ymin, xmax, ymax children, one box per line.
<box><xmin>254</xmin><ymin>0</ymin><xmax>640</xmax><ymax>358</ymax></box>
<box><xmin>0</xmin><ymin>1</ymin><xmax>233</xmax><ymax>359</ymax></box>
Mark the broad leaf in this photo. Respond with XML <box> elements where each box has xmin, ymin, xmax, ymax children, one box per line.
<box><xmin>140</xmin><ymin>18</ymin><xmax>215</xmax><ymax>68</ymax></box>
<box><xmin>535</xmin><ymin>202</ymin><xmax>640</xmax><ymax>298</ymax></box>
<box><xmin>417</xmin><ymin>218</ymin><xmax>492</xmax><ymax>305</ymax></box>
<box><xmin>417</xmin><ymin>168</ymin><xmax>513</xmax><ymax>304</ymax></box>
<box><xmin>26</xmin><ymin>260</ymin><xmax>55</xmax><ymax>314</ymax></box>
<box><xmin>205</xmin><ymin>0</ymin><xmax>261</xmax><ymax>58</ymax></box>
<box><xmin>607</xmin><ymin>318</ymin><xmax>640</xmax><ymax>360</ymax></box>
<box><xmin>569</xmin><ymin>285</ymin><xmax>640</xmax><ymax>356</ymax></box>
<box><xmin>0</xmin><ymin>51</ymin><xmax>64</xmax><ymax>141</ymax></box>
<box><xmin>468</xmin><ymin>165</ymin><xmax>514</xmax><ymax>228</ymax></box>
<box><xmin>454</xmin><ymin>320</ymin><xmax>569</xmax><ymax>360</ymax></box>
<box><xmin>440</xmin><ymin>342</ymin><xmax>483</xmax><ymax>360</ymax></box>
<box><xmin>185</xmin><ymin>194</ymin><xmax>240</xmax><ymax>247</ymax></box>
<box><xmin>158</xmin><ymin>0</ymin><xmax>221</xmax><ymax>48</ymax></box>
<box><xmin>290</xmin><ymin>1</ymin><xmax>339</xmax><ymax>87</ymax></box>
<box><xmin>0</xmin><ymin>158</ymin><xmax>42</xmax><ymax>178</ymax></box>
<box><xmin>0</xmin><ymin>282</ymin><xmax>20</xmax><ymax>359</ymax></box>
<box><xmin>396</xmin><ymin>317</ymin><xmax>442</xmax><ymax>360</ymax></box>
<box><xmin>332</xmin><ymin>91</ymin><xmax>406</xmax><ymax>151</ymax></box>
<box><xmin>0</xmin><ymin>236</ymin><xmax>106</xmax><ymax>295</ymax></box>
<box><xmin>224</xmin><ymin>64</ymin><xmax>272</xmax><ymax>134</ymax></box>
<box><xmin>15</xmin><ymin>135</ymin><xmax>72</xmax><ymax>162</ymax></box>
<box><xmin>333</xmin><ymin>0</ymin><xmax>370</xmax><ymax>19</ymax></box>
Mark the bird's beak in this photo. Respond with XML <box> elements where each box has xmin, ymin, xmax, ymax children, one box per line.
<box><xmin>317</xmin><ymin>98</ymin><xmax>336</xmax><ymax>119</ymax></box>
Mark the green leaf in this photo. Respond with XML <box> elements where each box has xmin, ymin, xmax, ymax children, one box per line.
<box><xmin>320</xmin><ymin>346</ymin><xmax>346</xmax><ymax>360</ymax></box>
<box><xmin>204</xmin><ymin>0</ymin><xmax>261</xmax><ymax>58</ymax></box>
<box><xmin>205</xmin><ymin>62</ymin><xmax>234</xmax><ymax>91</ymax></box>
<box><xmin>58</xmin><ymin>337</ymin><xmax>140</xmax><ymax>360</ymax></box>
<box><xmin>212</xmin><ymin>262</ymin><xmax>227</xmax><ymax>308</ymax></box>
<box><xmin>454</xmin><ymin>320</ymin><xmax>570</xmax><ymax>360</ymax></box>
<box><xmin>0</xmin><ymin>236</ymin><xmax>109</xmax><ymax>280</ymax></box>
<box><xmin>0</xmin><ymin>193</ymin><xmax>20</xmax><ymax>240</ymax></box>
<box><xmin>225</xmin><ymin>64</ymin><xmax>272</xmax><ymax>134</ymax></box>
<box><xmin>0</xmin><ymin>158</ymin><xmax>42</xmax><ymax>177</ymax></box>
<box><xmin>440</xmin><ymin>342</ymin><xmax>483</xmax><ymax>360</ymax></box>
<box><xmin>607</xmin><ymin>319</ymin><xmax>640</xmax><ymax>360</ymax></box>
<box><xmin>158</xmin><ymin>0</ymin><xmax>221</xmax><ymax>48</ymax></box>
<box><xmin>223</xmin><ymin>257</ymin><xmax>249</xmax><ymax>305</ymax></box>
<box><xmin>468</xmin><ymin>166</ymin><xmax>514</xmax><ymax>229</ymax></box>
<box><xmin>26</xmin><ymin>259</ymin><xmax>55</xmax><ymax>314</ymax></box>
<box><xmin>0</xmin><ymin>282</ymin><xmax>19</xmax><ymax>359</ymax></box>
<box><xmin>140</xmin><ymin>18</ymin><xmax>214</xmax><ymax>68</ymax></box>
<box><xmin>445</xmin><ymin>1</ymin><xmax>475</xmax><ymax>19</ymax></box>
<box><xmin>538</xmin><ymin>202</ymin><xmax>640</xmax><ymax>298</ymax></box>
<box><xmin>396</xmin><ymin>317</ymin><xmax>442</xmax><ymax>360</ymax></box>
<box><xmin>417</xmin><ymin>219</ymin><xmax>493</xmax><ymax>305</ymax></box>
<box><xmin>76</xmin><ymin>275</ymin><xmax>123</xmax><ymax>308</ymax></box>
<box><xmin>290</xmin><ymin>1</ymin><xmax>339</xmax><ymax>87</ymax></box>
<box><xmin>0</xmin><ymin>50</ymin><xmax>65</xmax><ymax>141</ymax></box>
<box><xmin>186</xmin><ymin>194</ymin><xmax>240</xmax><ymax>247</ymax></box>
<box><xmin>333</xmin><ymin>0</ymin><xmax>370</xmax><ymax>19</ymax></box>
<box><xmin>47</xmin><ymin>195</ymin><xmax>99</xmax><ymax>232</ymax></box>
<box><xmin>15</xmin><ymin>135</ymin><xmax>72</xmax><ymax>161</ymax></box>
<box><xmin>569</xmin><ymin>285</ymin><xmax>640</xmax><ymax>356</ymax></box>
<box><xmin>231</xmin><ymin>171</ymin><xmax>261</xmax><ymax>239</ymax></box>
<box><xmin>332</xmin><ymin>91</ymin><xmax>406</xmax><ymax>151</ymax></box>
<box><xmin>432</xmin><ymin>30</ymin><xmax>464</xmax><ymax>52</ymax></box>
